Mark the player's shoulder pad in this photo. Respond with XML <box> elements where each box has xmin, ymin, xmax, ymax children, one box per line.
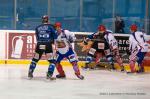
<box><xmin>135</xmin><ymin>31</ymin><xmax>143</xmax><ymax>34</ymax></box>
<box><xmin>63</xmin><ymin>29</ymin><xmax>70</xmax><ymax>33</ymax></box>
<box><xmin>36</xmin><ymin>24</ymin><xmax>43</xmax><ymax>28</ymax></box>
<box><xmin>63</xmin><ymin>29</ymin><xmax>72</xmax><ymax>35</ymax></box>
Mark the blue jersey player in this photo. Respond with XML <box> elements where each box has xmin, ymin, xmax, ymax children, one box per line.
<box><xmin>28</xmin><ymin>15</ymin><xmax>57</xmax><ymax>80</ymax></box>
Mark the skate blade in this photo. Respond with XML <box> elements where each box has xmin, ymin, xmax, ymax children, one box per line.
<box><xmin>47</xmin><ymin>77</ymin><xmax>56</xmax><ymax>80</ymax></box>
<box><xmin>27</xmin><ymin>77</ymin><xmax>33</xmax><ymax>80</ymax></box>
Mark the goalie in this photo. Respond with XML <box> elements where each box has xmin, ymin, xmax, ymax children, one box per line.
<box><xmin>83</xmin><ymin>25</ymin><xmax>124</xmax><ymax>71</ymax></box>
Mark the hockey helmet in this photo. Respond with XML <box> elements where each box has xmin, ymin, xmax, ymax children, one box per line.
<box><xmin>54</xmin><ymin>22</ymin><xmax>62</xmax><ymax>28</ymax></box>
<box><xmin>42</xmin><ymin>15</ymin><xmax>49</xmax><ymax>23</ymax></box>
<box><xmin>130</xmin><ymin>24</ymin><xmax>137</xmax><ymax>31</ymax></box>
<box><xmin>98</xmin><ymin>25</ymin><xmax>106</xmax><ymax>32</ymax></box>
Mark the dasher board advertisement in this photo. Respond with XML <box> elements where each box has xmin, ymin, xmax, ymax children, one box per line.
<box><xmin>7</xmin><ymin>32</ymin><xmax>150</xmax><ymax>66</ymax></box>
<box><xmin>8</xmin><ymin>33</ymin><xmax>36</xmax><ymax>59</ymax></box>
<box><xmin>75</xmin><ymin>34</ymin><xmax>130</xmax><ymax>63</ymax></box>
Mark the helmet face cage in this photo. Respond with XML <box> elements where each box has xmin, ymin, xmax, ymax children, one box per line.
<box><xmin>42</xmin><ymin>15</ymin><xmax>49</xmax><ymax>23</ymax></box>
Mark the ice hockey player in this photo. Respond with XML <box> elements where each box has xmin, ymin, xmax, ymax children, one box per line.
<box><xmin>84</xmin><ymin>25</ymin><xmax>124</xmax><ymax>71</ymax></box>
<box><xmin>129</xmin><ymin>24</ymin><xmax>148</xmax><ymax>73</ymax></box>
<box><xmin>101</xmin><ymin>25</ymin><xmax>124</xmax><ymax>71</ymax></box>
<box><xmin>54</xmin><ymin>22</ymin><xmax>84</xmax><ymax>80</ymax></box>
<box><xmin>28</xmin><ymin>15</ymin><xmax>57</xmax><ymax>80</ymax></box>
<box><xmin>83</xmin><ymin>25</ymin><xmax>111</xmax><ymax>70</ymax></box>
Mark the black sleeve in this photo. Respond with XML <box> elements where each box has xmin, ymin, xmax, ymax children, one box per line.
<box><xmin>35</xmin><ymin>28</ymin><xmax>39</xmax><ymax>41</ymax></box>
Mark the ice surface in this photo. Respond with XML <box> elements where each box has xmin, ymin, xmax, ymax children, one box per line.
<box><xmin>0</xmin><ymin>64</ymin><xmax>149</xmax><ymax>99</ymax></box>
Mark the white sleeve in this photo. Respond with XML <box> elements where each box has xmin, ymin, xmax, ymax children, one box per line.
<box><xmin>129</xmin><ymin>35</ymin><xmax>139</xmax><ymax>51</ymax></box>
<box><xmin>143</xmin><ymin>33</ymin><xmax>149</xmax><ymax>41</ymax></box>
<box><xmin>108</xmin><ymin>33</ymin><xmax>118</xmax><ymax>49</ymax></box>
<box><xmin>129</xmin><ymin>35</ymin><xmax>133</xmax><ymax>51</ymax></box>
<box><xmin>64</xmin><ymin>30</ymin><xmax>76</xmax><ymax>42</ymax></box>
<box><xmin>108</xmin><ymin>33</ymin><xmax>115</xmax><ymax>44</ymax></box>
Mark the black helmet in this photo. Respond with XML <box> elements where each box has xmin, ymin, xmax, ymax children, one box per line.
<box><xmin>42</xmin><ymin>15</ymin><xmax>49</xmax><ymax>23</ymax></box>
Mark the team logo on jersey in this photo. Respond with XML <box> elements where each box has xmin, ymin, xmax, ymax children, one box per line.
<box><xmin>56</xmin><ymin>41</ymin><xmax>66</xmax><ymax>48</ymax></box>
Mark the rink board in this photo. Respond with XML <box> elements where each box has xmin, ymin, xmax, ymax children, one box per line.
<box><xmin>0</xmin><ymin>30</ymin><xmax>150</xmax><ymax>72</ymax></box>
<box><xmin>0</xmin><ymin>59</ymin><xmax>150</xmax><ymax>72</ymax></box>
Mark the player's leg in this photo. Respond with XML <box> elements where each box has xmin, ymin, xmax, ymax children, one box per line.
<box><xmin>129</xmin><ymin>50</ymin><xmax>138</xmax><ymax>73</ymax></box>
<box><xmin>55</xmin><ymin>52</ymin><xmax>66</xmax><ymax>78</ymax></box>
<box><xmin>28</xmin><ymin>52</ymin><xmax>42</xmax><ymax>78</ymax></box>
<box><xmin>129</xmin><ymin>60</ymin><xmax>136</xmax><ymax>73</ymax></box>
<box><xmin>105</xmin><ymin>49</ymin><xmax>115</xmax><ymax>70</ymax></box>
<box><xmin>46</xmin><ymin>53</ymin><xmax>56</xmax><ymax>79</ymax></box>
<box><xmin>113</xmin><ymin>49</ymin><xmax>124</xmax><ymax>71</ymax></box>
<box><xmin>106</xmin><ymin>55</ymin><xmax>114</xmax><ymax>70</ymax></box>
<box><xmin>94</xmin><ymin>52</ymin><xmax>103</xmax><ymax>69</ymax></box>
<box><xmin>84</xmin><ymin>55</ymin><xmax>93</xmax><ymax>69</ymax></box>
<box><xmin>136</xmin><ymin>52</ymin><xmax>146</xmax><ymax>73</ymax></box>
<box><xmin>28</xmin><ymin>42</ymin><xmax>45</xmax><ymax>78</ymax></box>
<box><xmin>45</xmin><ymin>43</ymin><xmax>56</xmax><ymax>79</ymax></box>
<box><xmin>67</xmin><ymin>48</ymin><xmax>84</xmax><ymax>80</ymax></box>
<box><xmin>84</xmin><ymin>48</ymin><xmax>96</xmax><ymax>69</ymax></box>
<box><xmin>56</xmin><ymin>63</ymin><xmax>66</xmax><ymax>78</ymax></box>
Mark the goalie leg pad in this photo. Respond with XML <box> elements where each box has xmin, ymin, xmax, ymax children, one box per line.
<box><xmin>86</xmin><ymin>56</ymin><xmax>93</xmax><ymax>63</ymax></box>
<box><xmin>106</xmin><ymin>55</ymin><xmax>115</xmax><ymax>69</ymax></box>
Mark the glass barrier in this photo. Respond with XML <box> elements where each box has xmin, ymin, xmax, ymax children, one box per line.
<box><xmin>0</xmin><ymin>0</ymin><xmax>149</xmax><ymax>34</ymax></box>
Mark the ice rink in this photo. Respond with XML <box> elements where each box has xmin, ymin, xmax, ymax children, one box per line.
<box><xmin>0</xmin><ymin>64</ymin><xmax>150</xmax><ymax>99</ymax></box>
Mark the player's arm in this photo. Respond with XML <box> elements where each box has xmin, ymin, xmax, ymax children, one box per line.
<box><xmin>35</xmin><ymin>28</ymin><xmax>39</xmax><ymax>42</ymax></box>
<box><xmin>83</xmin><ymin>32</ymin><xmax>97</xmax><ymax>45</ymax></box>
<box><xmin>65</xmin><ymin>30</ymin><xmax>75</xmax><ymax>43</ymax></box>
<box><xmin>50</xmin><ymin>26</ymin><xmax>58</xmax><ymax>44</ymax></box>
<box><xmin>128</xmin><ymin>36</ymin><xmax>133</xmax><ymax>55</ymax></box>
<box><xmin>107</xmin><ymin>33</ymin><xmax>118</xmax><ymax>50</ymax></box>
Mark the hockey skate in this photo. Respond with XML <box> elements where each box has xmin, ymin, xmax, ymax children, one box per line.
<box><xmin>136</xmin><ymin>66</ymin><xmax>144</xmax><ymax>73</ymax></box>
<box><xmin>75</xmin><ymin>74</ymin><xmax>84</xmax><ymax>80</ymax></box>
<box><xmin>56</xmin><ymin>74</ymin><xmax>66</xmax><ymax>79</ymax></box>
<box><xmin>82</xmin><ymin>65</ymin><xmax>90</xmax><ymax>71</ymax></box>
<box><xmin>28</xmin><ymin>69</ymin><xmax>33</xmax><ymax>79</ymax></box>
<box><xmin>120</xmin><ymin>66</ymin><xmax>125</xmax><ymax>72</ymax></box>
<box><xmin>46</xmin><ymin>71</ymin><xmax>56</xmax><ymax>80</ymax></box>
<box><xmin>75</xmin><ymin>72</ymin><xmax>84</xmax><ymax>80</ymax></box>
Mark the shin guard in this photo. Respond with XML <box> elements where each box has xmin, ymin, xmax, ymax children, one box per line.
<box><xmin>71</xmin><ymin>61</ymin><xmax>80</xmax><ymax>75</ymax></box>
<box><xmin>129</xmin><ymin>60</ymin><xmax>136</xmax><ymax>72</ymax></box>
<box><xmin>56</xmin><ymin>63</ymin><xmax>65</xmax><ymax>76</ymax></box>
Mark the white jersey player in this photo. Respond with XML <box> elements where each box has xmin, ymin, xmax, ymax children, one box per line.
<box><xmin>129</xmin><ymin>24</ymin><xmax>148</xmax><ymax>73</ymax></box>
<box><xmin>101</xmin><ymin>25</ymin><xmax>124</xmax><ymax>71</ymax></box>
<box><xmin>54</xmin><ymin>22</ymin><xmax>84</xmax><ymax>80</ymax></box>
<box><xmin>104</xmin><ymin>30</ymin><xmax>118</xmax><ymax>50</ymax></box>
<box><xmin>55</xmin><ymin>29</ymin><xmax>75</xmax><ymax>54</ymax></box>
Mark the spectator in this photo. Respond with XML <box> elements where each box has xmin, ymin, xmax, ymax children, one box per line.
<box><xmin>115</xmin><ymin>16</ymin><xmax>125</xmax><ymax>33</ymax></box>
